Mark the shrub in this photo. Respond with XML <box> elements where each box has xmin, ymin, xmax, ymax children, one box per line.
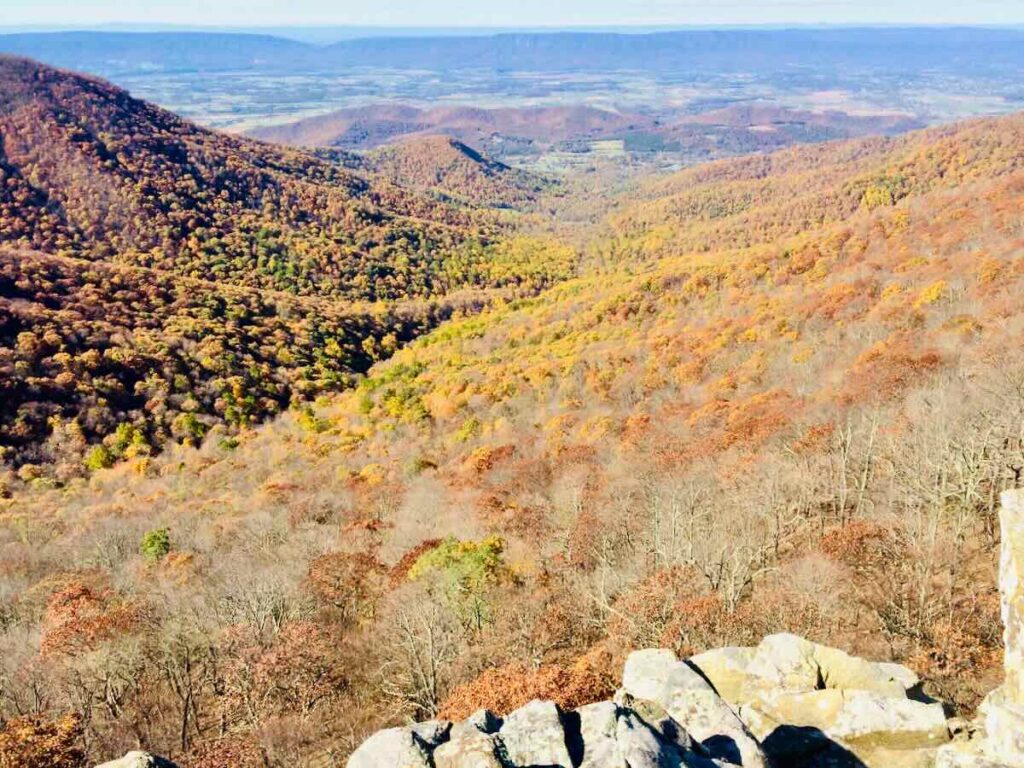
<box><xmin>140</xmin><ymin>528</ymin><xmax>172</xmax><ymax>562</ymax></box>
<box><xmin>438</xmin><ymin>647</ymin><xmax>616</xmax><ymax>720</ymax></box>
<box><xmin>305</xmin><ymin>551</ymin><xmax>388</xmax><ymax>624</ymax></box>
<box><xmin>186</xmin><ymin>736</ymin><xmax>266</xmax><ymax>768</ymax></box>
<box><xmin>171</xmin><ymin>412</ymin><xmax>207</xmax><ymax>444</ymax></box>
<box><xmin>83</xmin><ymin>445</ymin><xmax>115</xmax><ymax>471</ymax></box>
<box><xmin>408</xmin><ymin>535</ymin><xmax>508</xmax><ymax>593</ymax></box>
<box><xmin>39</xmin><ymin>582</ymin><xmax>149</xmax><ymax>657</ymax></box>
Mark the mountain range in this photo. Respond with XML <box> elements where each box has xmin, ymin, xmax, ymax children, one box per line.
<box><xmin>2</xmin><ymin>27</ymin><xmax>1024</xmax><ymax>75</ymax></box>
<box><xmin>1</xmin><ymin>41</ymin><xmax>1023</xmax><ymax>768</ymax></box>
<box><xmin>252</xmin><ymin>102</ymin><xmax>924</xmax><ymax>163</ymax></box>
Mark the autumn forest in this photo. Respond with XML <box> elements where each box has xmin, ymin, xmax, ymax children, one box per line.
<box><xmin>1</xmin><ymin>28</ymin><xmax>1024</xmax><ymax>768</ymax></box>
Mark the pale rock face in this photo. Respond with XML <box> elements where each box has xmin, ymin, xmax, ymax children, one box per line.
<box><xmin>982</xmin><ymin>688</ymin><xmax>1024</xmax><ymax>764</ymax></box>
<box><xmin>411</xmin><ymin>719</ymin><xmax>453</xmax><ymax>745</ymax></box>
<box><xmin>346</xmin><ymin>726</ymin><xmax>433</xmax><ymax>768</ymax></box>
<box><xmin>859</xmin><ymin>745</ymin><xmax>951</xmax><ymax>768</ymax></box>
<box><xmin>611</xmin><ymin>701</ymin><xmax>729</xmax><ymax>768</ymax></box>
<box><xmin>828</xmin><ymin>691</ymin><xmax>949</xmax><ymax>750</ymax></box>
<box><xmin>499</xmin><ymin>699</ymin><xmax>573</xmax><ymax>768</ymax></box>
<box><xmin>624</xmin><ymin>649</ymin><xmax>701</xmax><ymax>702</ymax></box>
<box><xmin>813</xmin><ymin>645</ymin><xmax>913</xmax><ymax>698</ymax></box>
<box><xmin>751</xmin><ymin>688</ymin><xmax>947</xmax><ymax>752</ymax></box>
<box><xmin>876</xmin><ymin>662</ymin><xmax>921</xmax><ymax>692</ymax></box>
<box><xmin>450</xmin><ymin>708</ymin><xmax>502</xmax><ymax>739</ymax></box>
<box><xmin>999</xmin><ymin>490</ymin><xmax>1024</xmax><ymax>705</ymax></box>
<box><xmin>729</xmin><ymin>634</ymin><xmax>952</xmax><ymax>768</ymax></box>
<box><xmin>613</xmin><ymin>706</ymin><xmax>694</xmax><ymax>768</ymax></box>
<box><xmin>936</xmin><ymin>739</ymin><xmax>1019</xmax><ymax>768</ymax></box>
<box><xmin>433</xmin><ymin>730</ymin><xmax>504</xmax><ymax>768</ymax></box>
<box><xmin>576</xmin><ymin>700</ymin><xmax>625</xmax><ymax>768</ymax></box>
<box><xmin>981</xmin><ymin>489</ymin><xmax>1024</xmax><ymax>765</ymax></box>
<box><xmin>612</xmin><ymin>691</ymin><xmax>700</xmax><ymax>754</ymax></box>
<box><xmin>94</xmin><ymin>753</ymin><xmax>177</xmax><ymax>768</ymax></box>
<box><xmin>623</xmin><ymin>649</ymin><xmax>767</xmax><ymax>768</ymax></box>
<box><xmin>741</xmin><ymin>634</ymin><xmax>821</xmax><ymax>696</ymax></box>
<box><xmin>576</xmin><ymin>696</ymin><xmax>736</xmax><ymax>767</ymax></box>
<box><xmin>753</xmin><ymin>689</ymin><xmax>847</xmax><ymax>732</ymax></box>
<box><xmin>741</xmin><ymin>633</ymin><xmax>911</xmax><ymax>702</ymax></box>
<box><xmin>734</xmin><ymin>704</ymin><xmax>780</xmax><ymax>743</ymax></box>
<box><xmin>689</xmin><ymin>646</ymin><xmax>754</xmax><ymax>703</ymax></box>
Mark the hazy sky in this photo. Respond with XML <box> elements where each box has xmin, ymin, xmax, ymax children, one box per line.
<box><xmin>3</xmin><ymin>0</ymin><xmax>1024</xmax><ymax>28</ymax></box>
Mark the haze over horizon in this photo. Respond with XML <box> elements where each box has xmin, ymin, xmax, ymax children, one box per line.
<box><xmin>3</xmin><ymin>0</ymin><xmax>1024</xmax><ymax>30</ymax></box>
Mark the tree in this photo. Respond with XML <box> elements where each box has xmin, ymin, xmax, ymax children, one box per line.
<box><xmin>0</xmin><ymin>713</ymin><xmax>85</xmax><ymax>768</ymax></box>
<box><xmin>141</xmin><ymin>529</ymin><xmax>172</xmax><ymax>562</ymax></box>
<box><xmin>408</xmin><ymin>536</ymin><xmax>511</xmax><ymax>629</ymax></box>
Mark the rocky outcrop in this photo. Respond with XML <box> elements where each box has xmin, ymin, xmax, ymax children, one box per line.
<box><xmin>348</xmin><ymin>632</ymin><xmax>954</xmax><ymax>768</ymax></box>
<box><xmin>622</xmin><ymin>648</ymin><xmax>765</xmax><ymax>767</ymax></box>
<box><xmin>94</xmin><ymin>753</ymin><xmax>178</xmax><ymax>768</ymax></box>
<box><xmin>347</xmin><ymin>721</ymin><xmax>451</xmax><ymax>767</ymax></box>
<box><xmin>355</xmin><ymin>693</ymin><xmax>737</xmax><ymax>768</ymax></box>
<box><xmin>349</xmin><ymin>489</ymin><xmax>1024</xmax><ymax>768</ymax></box>
<box><xmin>936</xmin><ymin>490</ymin><xmax>1024</xmax><ymax>767</ymax></box>
<box><xmin>685</xmin><ymin>632</ymin><xmax>948</xmax><ymax>766</ymax></box>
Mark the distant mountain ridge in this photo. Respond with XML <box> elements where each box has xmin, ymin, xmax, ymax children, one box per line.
<box><xmin>249</xmin><ymin>104</ymin><xmax>651</xmax><ymax>150</ymax></box>
<box><xmin>0</xmin><ymin>32</ymin><xmax>310</xmax><ymax>74</ymax></box>
<box><xmin>2</xmin><ymin>27</ymin><xmax>1024</xmax><ymax>75</ymax></box>
<box><xmin>253</xmin><ymin>101</ymin><xmax>923</xmax><ymax>166</ymax></box>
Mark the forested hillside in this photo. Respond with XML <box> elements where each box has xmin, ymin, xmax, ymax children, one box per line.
<box><xmin>607</xmin><ymin>113</ymin><xmax>1024</xmax><ymax>254</ymax></box>
<box><xmin>0</xmin><ymin>55</ymin><xmax>502</xmax><ymax>301</ymax></box>
<box><xmin>339</xmin><ymin>136</ymin><xmax>550</xmax><ymax>208</ymax></box>
<box><xmin>3</xmin><ymin>108</ymin><xmax>1024</xmax><ymax>766</ymax></box>
<box><xmin>255</xmin><ymin>101</ymin><xmax>922</xmax><ymax>166</ymax></box>
<box><xmin>0</xmin><ymin>250</ymin><xmax>510</xmax><ymax>478</ymax></box>
<box><xmin>0</xmin><ymin>56</ymin><xmax>574</xmax><ymax>474</ymax></box>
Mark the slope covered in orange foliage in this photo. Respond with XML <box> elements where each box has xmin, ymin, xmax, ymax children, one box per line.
<box><xmin>0</xmin><ymin>57</ymin><xmax>576</xmax><ymax>472</ymax></box>
<box><xmin>0</xmin><ymin>56</ymin><xmax>502</xmax><ymax>302</ymax></box>
<box><xmin>3</xmin><ymin>103</ymin><xmax>1024</xmax><ymax>765</ymax></box>
<box><xmin>355</xmin><ymin>136</ymin><xmax>550</xmax><ymax>208</ymax></box>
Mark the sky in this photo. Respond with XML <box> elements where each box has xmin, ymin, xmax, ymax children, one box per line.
<box><xmin>2</xmin><ymin>0</ymin><xmax>1024</xmax><ymax>29</ymax></box>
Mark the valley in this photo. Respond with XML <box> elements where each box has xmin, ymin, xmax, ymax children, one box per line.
<box><xmin>1</xmin><ymin>23</ymin><xmax>1024</xmax><ymax>768</ymax></box>
<box><xmin>4</xmin><ymin>28</ymin><xmax>1024</xmax><ymax>175</ymax></box>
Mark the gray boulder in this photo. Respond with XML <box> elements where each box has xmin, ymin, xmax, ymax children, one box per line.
<box><xmin>94</xmin><ymin>754</ymin><xmax>177</xmax><ymax>768</ymax></box>
<box><xmin>689</xmin><ymin>647</ymin><xmax>754</xmax><ymax>703</ymax></box>
<box><xmin>577</xmin><ymin>700</ymin><xmax>625</xmax><ymax>768</ymax></box>
<box><xmin>412</xmin><ymin>719</ymin><xmax>453</xmax><ymax>746</ymax></box>
<box><xmin>499</xmin><ymin>699</ymin><xmax>573</xmax><ymax>767</ymax></box>
<box><xmin>433</xmin><ymin>730</ymin><xmax>504</xmax><ymax>768</ymax></box>
<box><xmin>346</xmin><ymin>726</ymin><xmax>433</xmax><ymax>768</ymax></box>
<box><xmin>451</xmin><ymin>708</ymin><xmax>503</xmax><ymax>739</ymax></box>
<box><xmin>613</xmin><ymin>704</ymin><xmax>730</xmax><ymax>768</ymax></box>
<box><xmin>623</xmin><ymin>649</ymin><xmax>767</xmax><ymax>767</ymax></box>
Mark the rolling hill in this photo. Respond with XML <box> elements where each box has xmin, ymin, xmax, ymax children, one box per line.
<box><xmin>0</xmin><ymin>56</ymin><xmax>574</xmax><ymax>474</ymax></box>
<box><xmin>0</xmin><ymin>55</ymin><xmax>500</xmax><ymax>302</ymax></box>
<box><xmin>252</xmin><ymin>101</ymin><xmax>922</xmax><ymax>162</ymax></box>
<box><xmin>3</xmin><ymin>106</ymin><xmax>1024</xmax><ymax>765</ymax></box>
<box><xmin>249</xmin><ymin>104</ymin><xmax>655</xmax><ymax>151</ymax></box>
<box><xmin>349</xmin><ymin>136</ymin><xmax>550</xmax><ymax>207</ymax></box>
